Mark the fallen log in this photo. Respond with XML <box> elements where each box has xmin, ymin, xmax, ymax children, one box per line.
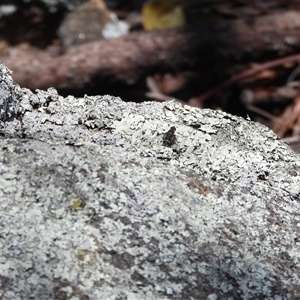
<box><xmin>2</xmin><ymin>11</ymin><xmax>300</xmax><ymax>93</ymax></box>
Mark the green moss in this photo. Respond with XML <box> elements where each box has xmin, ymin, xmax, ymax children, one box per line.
<box><xmin>75</xmin><ymin>250</ymin><xmax>86</xmax><ymax>261</ymax></box>
<box><xmin>69</xmin><ymin>198</ymin><xmax>86</xmax><ymax>210</ymax></box>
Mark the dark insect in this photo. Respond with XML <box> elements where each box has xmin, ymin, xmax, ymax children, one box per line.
<box><xmin>163</xmin><ymin>126</ymin><xmax>176</xmax><ymax>147</ymax></box>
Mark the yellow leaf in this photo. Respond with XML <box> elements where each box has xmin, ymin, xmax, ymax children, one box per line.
<box><xmin>142</xmin><ymin>0</ymin><xmax>186</xmax><ymax>30</ymax></box>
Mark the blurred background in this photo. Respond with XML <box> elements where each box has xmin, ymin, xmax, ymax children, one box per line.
<box><xmin>1</xmin><ymin>0</ymin><xmax>300</xmax><ymax>151</ymax></box>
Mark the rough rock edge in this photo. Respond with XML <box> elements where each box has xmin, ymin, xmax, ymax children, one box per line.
<box><xmin>0</xmin><ymin>61</ymin><xmax>300</xmax><ymax>299</ymax></box>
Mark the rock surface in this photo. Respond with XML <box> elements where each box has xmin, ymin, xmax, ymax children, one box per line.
<box><xmin>0</xmin><ymin>62</ymin><xmax>300</xmax><ymax>299</ymax></box>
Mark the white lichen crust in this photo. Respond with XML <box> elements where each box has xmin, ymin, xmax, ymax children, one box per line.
<box><xmin>0</xmin><ymin>62</ymin><xmax>300</xmax><ymax>299</ymax></box>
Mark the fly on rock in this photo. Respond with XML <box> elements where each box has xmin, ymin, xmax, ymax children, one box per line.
<box><xmin>163</xmin><ymin>126</ymin><xmax>176</xmax><ymax>147</ymax></box>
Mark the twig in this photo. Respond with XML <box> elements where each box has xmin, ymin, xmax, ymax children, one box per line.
<box><xmin>246</xmin><ymin>104</ymin><xmax>280</xmax><ymax>123</ymax></box>
<box><xmin>282</xmin><ymin>135</ymin><xmax>300</xmax><ymax>144</ymax></box>
<box><xmin>188</xmin><ymin>53</ymin><xmax>300</xmax><ymax>106</ymax></box>
<box><xmin>145</xmin><ymin>76</ymin><xmax>185</xmax><ymax>103</ymax></box>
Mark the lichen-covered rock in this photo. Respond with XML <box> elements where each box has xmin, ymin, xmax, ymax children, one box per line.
<box><xmin>0</xmin><ymin>61</ymin><xmax>300</xmax><ymax>299</ymax></box>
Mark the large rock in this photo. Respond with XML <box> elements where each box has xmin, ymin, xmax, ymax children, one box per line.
<box><xmin>0</xmin><ymin>62</ymin><xmax>300</xmax><ymax>299</ymax></box>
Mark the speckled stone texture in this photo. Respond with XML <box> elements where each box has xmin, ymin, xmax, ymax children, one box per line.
<box><xmin>0</xmin><ymin>62</ymin><xmax>300</xmax><ymax>300</ymax></box>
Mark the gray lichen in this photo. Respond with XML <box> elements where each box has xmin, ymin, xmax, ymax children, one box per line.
<box><xmin>0</xmin><ymin>61</ymin><xmax>300</xmax><ymax>299</ymax></box>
